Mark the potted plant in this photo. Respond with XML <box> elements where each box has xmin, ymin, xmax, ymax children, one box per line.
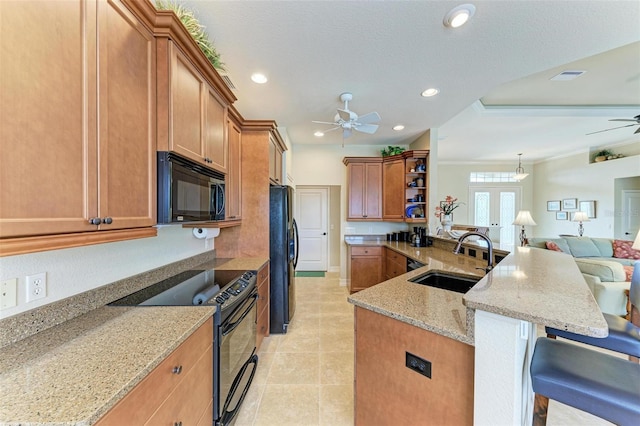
<box><xmin>593</xmin><ymin>149</ymin><xmax>612</xmax><ymax>162</ymax></box>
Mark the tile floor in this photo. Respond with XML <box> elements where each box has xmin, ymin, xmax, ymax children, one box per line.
<box><xmin>234</xmin><ymin>272</ymin><xmax>614</xmax><ymax>425</ymax></box>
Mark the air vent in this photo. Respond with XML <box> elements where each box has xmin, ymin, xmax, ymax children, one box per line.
<box><xmin>221</xmin><ymin>75</ymin><xmax>237</xmax><ymax>90</ymax></box>
<box><xmin>550</xmin><ymin>70</ymin><xmax>587</xmax><ymax>81</ymax></box>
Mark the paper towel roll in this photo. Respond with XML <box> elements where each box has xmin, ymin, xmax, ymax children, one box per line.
<box><xmin>193</xmin><ymin>228</ymin><xmax>207</xmax><ymax>239</ymax></box>
<box><xmin>193</xmin><ymin>284</ymin><xmax>219</xmax><ymax>305</ymax></box>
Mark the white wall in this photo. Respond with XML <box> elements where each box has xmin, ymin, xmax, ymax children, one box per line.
<box><xmin>531</xmin><ymin>151</ymin><xmax>640</xmax><ymax>238</ymax></box>
<box><xmin>0</xmin><ymin>225</ymin><xmax>216</xmax><ymax>319</ymax></box>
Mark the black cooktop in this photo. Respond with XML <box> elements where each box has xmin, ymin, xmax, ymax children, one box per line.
<box><xmin>109</xmin><ymin>269</ymin><xmax>251</xmax><ymax>308</ymax></box>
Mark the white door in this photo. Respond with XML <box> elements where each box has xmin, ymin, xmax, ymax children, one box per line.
<box><xmin>621</xmin><ymin>190</ymin><xmax>640</xmax><ymax>240</ymax></box>
<box><xmin>296</xmin><ymin>187</ymin><xmax>328</xmax><ymax>271</ymax></box>
<box><xmin>469</xmin><ymin>187</ymin><xmax>521</xmax><ymax>246</ymax></box>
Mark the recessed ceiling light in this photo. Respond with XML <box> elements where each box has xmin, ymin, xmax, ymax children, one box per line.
<box><xmin>251</xmin><ymin>73</ymin><xmax>268</xmax><ymax>84</ymax></box>
<box><xmin>314</xmin><ymin>131</ymin><xmax>324</xmax><ymax>137</ymax></box>
<box><xmin>443</xmin><ymin>4</ymin><xmax>476</xmax><ymax>28</ymax></box>
<box><xmin>393</xmin><ymin>125</ymin><xmax>405</xmax><ymax>131</ymax></box>
<box><xmin>421</xmin><ymin>88</ymin><xmax>439</xmax><ymax>97</ymax></box>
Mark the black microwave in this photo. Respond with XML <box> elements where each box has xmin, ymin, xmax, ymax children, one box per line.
<box><xmin>157</xmin><ymin>152</ymin><xmax>225</xmax><ymax>224</ymax></box>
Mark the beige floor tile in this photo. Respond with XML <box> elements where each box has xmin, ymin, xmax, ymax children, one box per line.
<box><xmin>320</xmin><ymin>352</ymin><xmax>354</xmax><ymax>385</ymax></box>
<box><xmin>319</xmin><ymin>384</ymin><xmax>354</xmax><ymax>426</ymax></box>
<box><xmin>319</xmin><ymin>301</ymin><xmax>354</xmax><ymax>315</ymax></box>
<box><xmin>254</xmin><ymin>384</ymin><xmax>320</xmax><ymax>426</ymax></box>
<box><xmin>267</xmin><ymin>352</ymin><xmax>320</xmax><ymax>384</ymax></box>
<box><xmin>276</xmin><ymin>332</ymin><xmax>320</xmax><ymax>353</ymax></box>
<box><xmin>320</xmin><ymin>313</ymin><xmax>354</xmax><ymax>331</ymax></box>
<box><xmin>320</xmin><ymin>329</ymin><xmax>354</xmax><ymax>353</ymax></box>
<box><xmin>253</xmin><ymin>352</ymin><xmax>275</xmax><ymax>385</ymax></box>
<box><xmin>257</xmin><ymin>335</ymin><xmax>281</xmax><ymax>354</ymax></box>
<box><xmin>233</xmin><ymin>383</ymin><xmax>265</xmax><ymax>426</ymax></box>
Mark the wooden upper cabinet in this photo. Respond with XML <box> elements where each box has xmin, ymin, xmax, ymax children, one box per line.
<box><xmin>0</xmin><ymin>0</ymin><xmax>155</xmax><ymax>240</ymax></box>
<box><xmin>97</xmin><ymin>0</ymin><xmax>156</xmax><ymax>230</ymax></box>
<box><xmin>344</xmin><ymin>158</ymin><xmax>382</xmax><ymax>220</ymax></box>
<box><xmin>382</xmin><ymin>158</ymin><xmax>405</xmax><ymax>221</ymax></box>
<box><xmin>226</xmin><ymin>119</ymin><xmax>242</xmax><ymax>220</ymax></box>
<box><xmin>160</xmin><ymin>41</ymin><xmax>229</xmax><ymax>174</ymax></box>
<box><xmin>269</xmin><ymin>135</ymin><xmax>285</xmax><ymax>184</ymax></box>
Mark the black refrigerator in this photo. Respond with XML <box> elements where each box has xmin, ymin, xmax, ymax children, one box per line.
<box><xmin>269</xmin><ymin>185</ymin><xmax>298</xmax><ymax>334</ymax></box>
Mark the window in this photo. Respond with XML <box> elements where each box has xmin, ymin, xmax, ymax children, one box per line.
<box><xmin>469</xmin><ymin>172</ymin><xmax>518</xmax><ymax>183</ymax></box>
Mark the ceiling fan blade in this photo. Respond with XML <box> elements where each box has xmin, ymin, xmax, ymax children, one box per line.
<box><xmin>355</xmin><ymin>112</ymin><xmax>381</xmax><ymax>124</ymax></box>
<box><xmin>323</xmin><ymin>126</ymin><xmax>341</xmax><ymax>133</ymax></box>
<box><xmin>343</xmin><ymin>128</ymin><xmax>353</xmax><ymax>138</ymax></box>
<box><xmin>609</xmin><ymin>118</ymin><xmax>639</xmax><ymax>122</ymax></box>
<box><xmin>635</xmin><ymin>126</ymin><xmax>640</xmax><ymax>134</ymax></box>
<box><xmin>354</xmin><ymin>124</ymin><xmax>379</xmax><ymax>134</ymax></box>
<box><xmin>337</xmin><ymin>109</ymin><xmax>351</xmax><ymax>121</ymax></box>
<box><xmin>586</xmin><ymin>123</ymin><xmax>637</xmax><ymax>135</ymax></box>
<box><xmin>312</xmin><ymin>120</ymin><xmax>338</xmax><ymax>125</ymax></box>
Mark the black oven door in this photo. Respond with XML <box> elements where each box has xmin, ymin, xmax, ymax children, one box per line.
<box><xmin>217</xmin><ymin>289</ymin><xmax>259</xmax><ymax>426</ymax></box>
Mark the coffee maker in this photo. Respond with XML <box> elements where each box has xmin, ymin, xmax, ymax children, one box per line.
<box><xmin>410</xmin><ymin>227</ymin><xmax>431</xmax><ymax>247</ymax></box>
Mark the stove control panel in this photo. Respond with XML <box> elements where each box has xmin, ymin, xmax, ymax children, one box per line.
<box><xmin>212</xmin><ymin>271</ymin><xmax>256</xmax><ymax>308</ymax></box>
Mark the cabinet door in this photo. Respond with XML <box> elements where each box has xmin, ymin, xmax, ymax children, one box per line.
<box><xmin>226</xmin><ymin>119</ymin><xmax>242</xmax><ymax>220</ymax></box>
<box><xmin>269</xmin><ymin>136</ymin><xmax>283</xmax><ymax>184</ymax></box>
<box><xmin>0</xmin><ymin>0</ymin><xmax>97</xmax><ymax>237</ymax></box>
<box><xmin>347</xmin><ymin>162</ymin><xmax>382</xmax><ymax>220</ymax></box>
<box><xmin>205</xmin><ymin>86</ymin><xmax>228</xmax><ymax>173</ymax></box>
<box><xmin>97</xmin><ymin>0</ymin><xmax>156</xmax><ymax>230</ymax></box>
<box><xmin>169</xmin><ymin>45</ymin><xmax>205</xmax><ymax>163</ymax></box>
<box><xmin>351</xmin><ymin>256</ymin><xmax>383</xmax><ymax>293</ymax></box>
<box><xmin>382</xmin><ymin>158</ymin><xmax>405</xmax><ymax>220</ymax></box>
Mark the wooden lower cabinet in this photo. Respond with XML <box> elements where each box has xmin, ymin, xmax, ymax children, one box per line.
<box><xmin>96</xmin><ymin>318</ymin><xmax>213</xmax><ymax>426</ymax></box>
<box><xmin>384</xmin><ymin>248</ymin><xmax>407</xmax><ymax>280</ymax></box>
<box><xmin>348</xmin><ymin>246</ymin><xmax>383</xmax><ymax>294</ymax></box>
<box><xmin>256</xmin><ymin>263</ymin><xmax>270</xmax><ymax>349</ymax></box>
<box><xmin>354</xmin><ymin>308</ymin><xmax>474</xmax><ymax>425</ymax></box>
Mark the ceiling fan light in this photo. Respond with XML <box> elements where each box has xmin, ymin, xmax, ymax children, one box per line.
<box><xmin>421</xmin><ymin>88</ymin><xmax>439</xmax><ymax>97</ymax></box>
<box><xmin>250</xmin><ymin>73</ymin><xmax>268</xmax><ymax>84</ymax></box>
<box><xmin>443</xmin><ymin>4</ymin><xmax>476</xmax><ymax>28</ymax></box>
<box><xmin>393</xmin><ymin>125</ymin><xmax>405</xmax><ymax>131</ymax></box>
<box><xmin>314</xmin><ymin>131</ymin><xmax>324</xmax><ymax>137</ymax></box>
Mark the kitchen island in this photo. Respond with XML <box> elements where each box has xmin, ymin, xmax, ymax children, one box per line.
<box><xmin>347</xmin><ymin>237</ymin><xmax>607</xmax><ymax>425</ymax></box>
<box><xmin>0</xmin><ymin>256</ymin><xmax>268</xmax><ymax>426</ymax></box>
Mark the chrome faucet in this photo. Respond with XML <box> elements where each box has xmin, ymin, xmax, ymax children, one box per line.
<box><xmin>453</xmin><ymin>231</ymin><xmax>494</xmax><ymax>273</ymax></box>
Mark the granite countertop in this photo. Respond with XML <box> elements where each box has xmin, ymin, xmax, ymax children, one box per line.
<box><xmin>0</xmin><ymin>257</ymin><xmax>269</xmax><ymax>426</ymax></box>
<box><xmin>347</xmin><ymin>240</ymin><xmax>607</xmax><ymax>345</ymax></box>
<box><xmin>348</xmin><ymin>242</ymin><xmax>487</xmax><ymax>345</ymax></box>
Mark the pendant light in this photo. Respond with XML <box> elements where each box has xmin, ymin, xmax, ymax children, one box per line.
<box><xmin>514</xmin><ymin>153</ymin><xmax>529</xmax><ymax>181</ymax></box>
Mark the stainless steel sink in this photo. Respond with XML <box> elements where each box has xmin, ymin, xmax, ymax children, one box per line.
<box><xmin>408</xmin><ymin>271</ymin><xmax>481</xmax><ymax>294</ymax></box>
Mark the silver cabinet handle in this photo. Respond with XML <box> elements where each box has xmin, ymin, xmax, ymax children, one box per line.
<box><xmin>172</xmin><ymin>365</ymin><xmax>182</xmax><ymax>374</ymax></box>
<box><xmin>89</xmin><ymin>218</ymin><xmax>102</xmax><ymax>225</ymax></box>
<box><xmin>102</xmin><ymin>217</ymin><xmax>113</xmax><ymax>224</ymax></box>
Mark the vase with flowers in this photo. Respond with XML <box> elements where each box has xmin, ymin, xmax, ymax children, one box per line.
<box><xmin>434</xmin><ymin>196</ymin><xmax>464</xmax><ymax>232</ymax></box>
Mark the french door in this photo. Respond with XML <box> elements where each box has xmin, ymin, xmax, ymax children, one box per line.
<box><xmin>469</xmin><ymin>187</ymin><xmax>521</xmax><ymax>246</ymax></box>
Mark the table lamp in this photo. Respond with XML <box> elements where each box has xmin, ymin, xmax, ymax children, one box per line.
<box><xmin>513</xmin><ymin>210</ymin><xmax>536</xmax><ymax>246</ymax></box>
<box><xmin>572</xmin><ymin>211</ymin><xmax>590</xmax><ymax>237</ymax></box>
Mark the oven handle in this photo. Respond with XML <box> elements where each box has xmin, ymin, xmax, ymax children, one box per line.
<box><xmin>220</xmin><ymin>352</ymin><xmax>258</xmax><ymax>426</ymax></box>
<box><xmin>221</xmin><ymin>292</ymin><xmax>258</xmax><ymax>337</ymax></box>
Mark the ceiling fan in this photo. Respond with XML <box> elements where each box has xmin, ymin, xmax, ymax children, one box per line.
<box><xmin>586</xmin><ymin>114</ymin><xmax>640</xmax><ymax>135</ymax></box>
<box><xmin>313</xmin><ymin>92</ymin><xmax>381</xmax><ymax>139</ymax></box>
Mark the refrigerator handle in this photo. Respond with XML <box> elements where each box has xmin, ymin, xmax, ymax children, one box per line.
<box><xmin>293</xmin><ymin>218</ymin><xmax>299</xmax><ymax>269</ymax></box>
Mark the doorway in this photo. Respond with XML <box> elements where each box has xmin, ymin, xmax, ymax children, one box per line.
<box><xmin>621</xmin><ymin>189</ymin><xmax>640</xmax><ymax>240</ymax></box>
<box><xmin>469</xmin><ymin>186</ymin><xmax>521</xmax><ymax>245</ymax></box>
<box><xmin>295</xmin><ymin>187</ymin><xmax>328</xmax><ymax>271</ymax></box>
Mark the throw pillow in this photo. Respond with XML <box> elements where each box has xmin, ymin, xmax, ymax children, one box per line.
<box><xmin>613</xmin><ymin>239</ymin><xmax>640</xmax><ymax>260</ymax></box>
<box><xmin>623</xmin><ymin>265</ymin><xmax>634</xmax><ymax>282</ymax></box>
<box><xmin>546</xmin><ymin>241</ymin><xmax>564</xmax><ymax>252</ymax></box>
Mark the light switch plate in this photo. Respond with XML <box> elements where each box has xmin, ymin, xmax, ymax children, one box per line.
<box><xmin>1</xmin><ymin>278</ymin><xmax>18</xmax><ymax>309</ymax></box>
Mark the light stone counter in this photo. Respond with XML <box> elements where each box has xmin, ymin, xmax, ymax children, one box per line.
<box><xmin>347</xmin><ymin>242</ymin><xmax>487</xmax><ymax>345</ymax></box>
<box><xmin>347</xmin><ymin>240</ymin><xmax>608</xmax><ymax>345</ymax></box>
<box><xmin>0</xmin><ymin>256</ymin><xmax>268</xmax><ymax>426</ymax></box>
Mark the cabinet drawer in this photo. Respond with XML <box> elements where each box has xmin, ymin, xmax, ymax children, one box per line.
<box><xmin>386</xmin><ymin>249</ymin><xmax>405</xmax><ymax>263</ymax></box>
<box><xmin>96</xmin><ymin>318</ymin><xmax>213</xmax><ymax>425</ymax></box>
<box><xmin>144</xmin><ymin>345</ymin><xmax>213</xmax><ymax>426</ymax></box>
<box><xmin>257</xmin><ymin>264</ymin><xmax>269</xmax><ymax>285</ymax></box>
<box><xmin>351</xmin><ymin>246</ymin><xmax>382</xmax><ymax>256</ymax></box>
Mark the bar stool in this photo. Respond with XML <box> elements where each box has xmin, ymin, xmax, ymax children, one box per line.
<box><xmin>545</xmin><ymin>261</ymin><xmax>640</xmax><ymax>361</ymax></box>
<box><xmin>530</xmin><ymin>337</ymin><xmax>640</xmax><ymax>425</ymax></box>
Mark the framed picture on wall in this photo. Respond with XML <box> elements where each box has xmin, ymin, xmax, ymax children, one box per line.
<box><xmin>547</xmin><ymin>200</ymin><xmax>561</xmax><ymax>211</ymax></box>
<box><xmin>556</xmin><ymin>211</ymin><xmax>568</xmax><ymax>220</ymax></box>
<box><xmin>579</xmin><ymin>200</ymin><xmax>596</xmax><ymax>218</ymax></box>
<box><xmin>562</xmin><ymin>198</ymin><xmax>578</xmax><ymax>210</ymax></box>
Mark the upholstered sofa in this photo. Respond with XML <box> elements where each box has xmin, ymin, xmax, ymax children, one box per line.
<box><xmin>527</xmin><ymin>236</ymin><xmax>638</xmax><ymax>316</ymax></box>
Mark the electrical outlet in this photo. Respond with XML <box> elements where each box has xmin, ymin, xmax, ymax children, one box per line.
<box><xmin>26</xmin><ymin>272</ymin><xmax>47</xmax><ymax>303</ymax></box>
<box><xmin>1</xmin><ymin>278</ymin><xmax>18</xmax><ymax>310</ymax></box>
<box><xmin>406</xmin><ymin>352</ymin><xmax>432</xmax><ymax>378</ymax></box>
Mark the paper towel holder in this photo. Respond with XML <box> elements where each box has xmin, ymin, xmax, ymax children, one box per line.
<box><xmin>193</xmin><ymin>228</ymin><xmax>207</xmax><ymax>239</ymax></box>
